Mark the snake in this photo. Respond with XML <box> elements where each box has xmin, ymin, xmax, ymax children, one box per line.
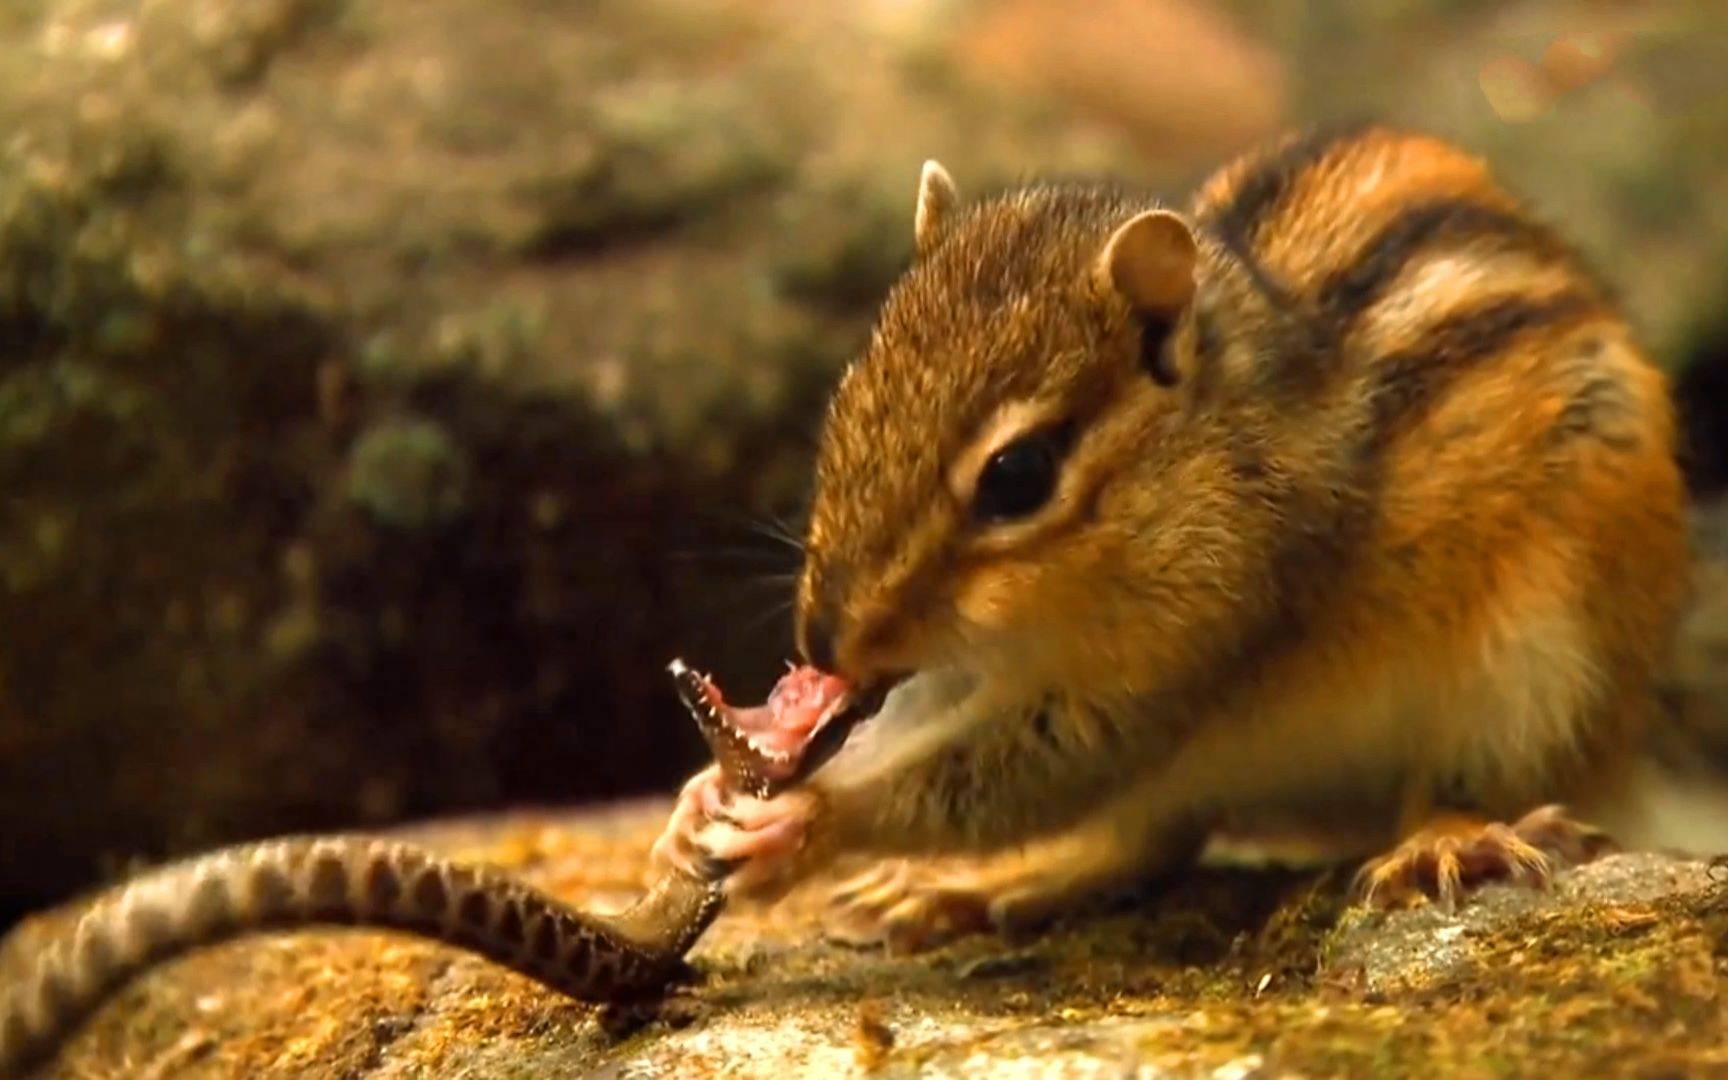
<box><xmin>0</xmin><ymin>660</ymin><xmax>874</xmax><ymax>1076</ymax></box>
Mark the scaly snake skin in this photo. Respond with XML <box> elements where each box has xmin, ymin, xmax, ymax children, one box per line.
<box><xmin>0</xmin><ymin>835</ymin><xmax>722</xmax><ymax>1075</ymax></box>
<box><xmin>0</xmin><ymin>658</ymin><xmax>801</xmax><ymax>1077</ymax></box>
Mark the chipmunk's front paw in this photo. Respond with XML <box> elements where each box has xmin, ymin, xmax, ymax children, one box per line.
<box><xmin>650</xmin><ymin>765</ymin><xmax>821</xmax><ymax>895</ymax></box>
<box><xmin>649</xmin><ymin>765</ymin><xmax>731</xmax><ymax>880</ymax></box>
<box><xmin>1354</xmin><ymin>804</ymin><xmax>1614</xmax><ymax>911</ymax></box>
<box><xmin>696</xmin><ymin>788</ymin><xmax>821</xmax><ymax>898</ymax></box>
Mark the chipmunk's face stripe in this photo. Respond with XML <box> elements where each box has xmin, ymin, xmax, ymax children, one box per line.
<box><xmin>947</xmin><ymin>399</ymin><xmax>1069</xmax><ymax>514</ymax></box>
<box><xmin>1319</xmin><ymin>198</ymin><xmax>1569</xmax><ymax>325</ymax></box>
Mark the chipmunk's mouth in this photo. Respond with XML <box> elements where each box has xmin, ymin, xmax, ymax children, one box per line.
<box><xmin>667</xmin><ymin>660</ymin><xmax>892</xmax><ymax>798</ymax></box>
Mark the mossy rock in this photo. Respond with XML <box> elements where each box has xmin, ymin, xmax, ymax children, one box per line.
<box><xmin>13</xmin><ymin>804</ymin><xmax>1726</xmax><ymax>1076</ymax></box>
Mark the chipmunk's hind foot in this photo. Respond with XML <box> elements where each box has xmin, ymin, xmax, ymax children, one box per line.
<box><xmin>1353</xmin><ymin>804</ymin><xmax>1613</xmax><ymax>911</ymax></box>
<box><xmin>820</xmin><ymin>859</ymin><xmax>1002</xmax><ymax>954</ymax></box>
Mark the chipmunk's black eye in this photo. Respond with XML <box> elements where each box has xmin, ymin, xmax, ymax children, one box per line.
<box><xmin>973</xmin><ymin>427</ymin><xmax>1069</xmax><ymax>523</ymax></box>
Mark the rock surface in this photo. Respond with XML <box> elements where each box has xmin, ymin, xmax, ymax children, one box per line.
<box><xmin>15</xmin><ymin>804</ymin><xmax>1727</xmax><ymax>1077</ymax></box>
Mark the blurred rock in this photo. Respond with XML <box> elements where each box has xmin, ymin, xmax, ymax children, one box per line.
<box><xmin>956</xmin><ymin>0</ymin><xmax>1287</xmax><ymax>170</ymax></box>
<box><xmin>1226</xmin><ymin>0</ymin><xmax>1728</xmax><ymax>367</ymax></box>
<box><xmin>19</xmin><ymin>805</ymin><xmax>1728</xmax><ymax>1076</ymax></box>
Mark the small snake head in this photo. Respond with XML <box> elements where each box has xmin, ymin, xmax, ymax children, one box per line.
<box><xmin>666</xmin><ymin>659</ymin><xmax>884</xmax><ymax>797</ymax></box>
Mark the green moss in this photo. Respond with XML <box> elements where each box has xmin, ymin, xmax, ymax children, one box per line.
<box><xmin>770</xmin><ymin>176</ymin><xmax>913</xmax><ymax>313</ymax></box>
<box><xmin>519</xmin><ymin>81</ymin><xmax>785</xmax><ymax>255</ymax></box>
<box><xmin>344</xmin><ymin>416</ymin><xmax>470</xmax><ymax>531</ymax></box>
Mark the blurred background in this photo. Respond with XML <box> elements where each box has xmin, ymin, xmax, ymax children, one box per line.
<box><xmin>2</xmin><ymin>0</ymin><xmax>1726</xmax><ymax>929</ymax></box>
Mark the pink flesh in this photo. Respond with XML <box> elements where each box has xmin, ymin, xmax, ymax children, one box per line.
<box><xmin>700</xmin><ymin>665</ymin><xmax>851</xmax><ymax>763</ymax></box>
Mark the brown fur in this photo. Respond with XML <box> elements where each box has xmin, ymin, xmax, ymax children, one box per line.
<box><xmin>790</xmin><ymin>125</ymin><xmax>1688</xmax><ymax>897</ymax></box>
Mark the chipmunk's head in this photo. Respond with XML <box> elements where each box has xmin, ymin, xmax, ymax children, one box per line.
<box><xmin>797</xmin><ymin>162</ymin><xmax>1276</xmax><ymax>702</ymax></box>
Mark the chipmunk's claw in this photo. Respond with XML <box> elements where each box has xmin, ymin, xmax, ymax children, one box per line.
<box><xmin>1353</xmin><ymin>804</ymin><xmax>1613</xmax><ymax>911</ymax></box>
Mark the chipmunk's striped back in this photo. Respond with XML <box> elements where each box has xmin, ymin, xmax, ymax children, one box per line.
<box><xmin>1195</xmin><ymin>125</ymin><xmax>1622</xmax><ymax>447</ymax></box>
<box><xmin>1183</xmin><ymin>124</ymin><xmax>1685</xmax><ymax>802</ymax></box>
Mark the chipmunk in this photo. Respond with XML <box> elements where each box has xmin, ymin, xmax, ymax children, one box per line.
<box><xmin>653</xmin><ymin>123</ymin><xmax>1695</xmax><ymax>950</ymax></box>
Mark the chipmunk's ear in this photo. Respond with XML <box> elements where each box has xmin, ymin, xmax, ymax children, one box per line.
<box><xmin>1097</xmin><ymin>209</ymin><xmax>1197</xmax><ymax>320</ymax></box>
<box><xmin>914</xmin><ymin>160</ymin><xmax>959</xmax><ymax>255</ymax></box>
